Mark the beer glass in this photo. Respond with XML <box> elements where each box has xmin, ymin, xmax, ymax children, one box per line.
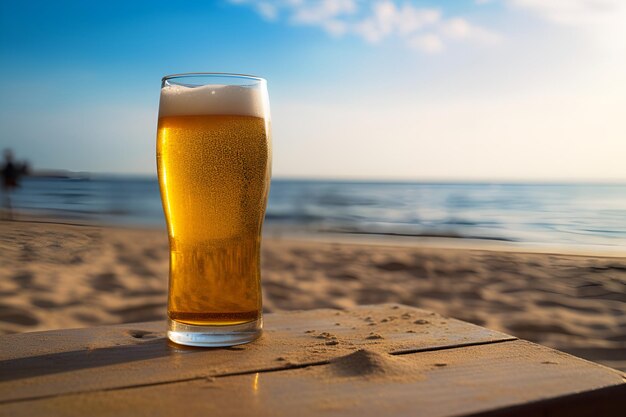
<box><xmin>156</xmin><ymin>73</ymin><xmax>271</xmax><ymax>346</ymax></box>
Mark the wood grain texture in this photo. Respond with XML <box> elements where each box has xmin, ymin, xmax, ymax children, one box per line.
<box><xmin>0</xmin><ymin>304</ymin><xmax>512</xmax><ymax>403</ymax></box>
<box><xmin>1</xmin><ymin>304</ymin><xmax>625</xmax><ymax>417</ymax></box>
<box><xmin>1</xmin><ymin>341</ymin><xmax>624</xmax><ymax>417</ymax></box>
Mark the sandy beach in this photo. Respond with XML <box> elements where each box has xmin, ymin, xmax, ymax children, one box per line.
<box><xmin>0</xmin><ymin>220</ymin><xmax>624</xmax><ymax>371</ymax></box>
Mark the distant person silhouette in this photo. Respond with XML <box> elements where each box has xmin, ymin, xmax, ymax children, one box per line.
<box><xmin>1</xmin><ymin>149</ymin><xmax>21</xmax><ymax>219</ymax></box>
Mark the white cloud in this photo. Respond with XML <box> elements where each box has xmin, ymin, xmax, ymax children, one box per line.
<box><xmin>290</xmin><ymin>0</ymin><xmax>357</xmax><ymax>25</ymax></box>
<box><xmin>228</xmin><ymin>0</ymin><xmax>502</xmax><ymax>53</ymax></box>
<box><xmin>408</xmin><ymin>33</ymin><xmax>444</xmax><ymax>54</ymax></box>
<box><xmin>353</xmin><ymin>1</ymin><xmax>442</xmax><ymax>44</ymax></box>
<box><xmin>508</xmin><ymin>0</ymin><xmax>625</xmax><ymax>26</ymax></box>
<box><xmin>507</xmin><ymin>0</ymin><xmax>626</xmax><ymax>55</ymax></box>
<box><xmin>231</xmin><ymin>0</ymin><xmax>626</xmax><ymax>55</ymax></box>
<box><xmin>322</xmin><ymin>19</ymin><xmax>349</xmax><ymax>36</ymax></box>
<box><xmin>397</xmin><ymin>5</ymin><xmax>440</xmax><ymax>35</ymax></box>
<box><xmin>441</xmin><ymin>17</ymin><xmax>502</xmax><ymax>45</ymax></box>
<box><xmin>256</xmin><ymin>2</ymin><xmax>279</xmax><ymax>20</ymax></box>
<box><xmin>353</xmin><ymin>1</ymin><xmax>397</xmax><ymax>43</ymax></box>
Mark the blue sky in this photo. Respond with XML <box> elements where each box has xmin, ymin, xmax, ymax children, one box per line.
<box><xmin>1</xmin><ymin>0</ymin><xmax>625</xmax><ymax>180</ymax></box>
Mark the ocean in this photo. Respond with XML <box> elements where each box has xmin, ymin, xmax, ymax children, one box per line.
<box><xmin>4</xmin><ymin>176</ymin><xmax>626</xmax><ymax>248</ymax></box>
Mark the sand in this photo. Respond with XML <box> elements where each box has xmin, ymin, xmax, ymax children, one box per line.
<box><xmin>325</xmin><ymin>349</ymin><xmax>427</xmax><ymax>380</ymax></box>
<box><xmin>0</xmin><ymin>220</ymin><xmax>624</xmax><ymax>371</ymax></box>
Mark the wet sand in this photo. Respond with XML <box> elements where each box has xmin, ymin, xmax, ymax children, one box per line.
<box><xmin>0</xmin><ymin>220</ymin><xmax>624</xmax><ymax>371</ymax></box>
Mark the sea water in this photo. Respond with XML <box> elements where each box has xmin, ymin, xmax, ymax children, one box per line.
<box><xmin>6</xmin><ymin>176</ymin><xmax>626</xmax><ymax>248</ymax></box>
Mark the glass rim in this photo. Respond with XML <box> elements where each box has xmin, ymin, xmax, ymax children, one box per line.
<box><xmin>161</xmin><ymin>72</ymin><xmax>266</xmax><ymax>83</ymax></box>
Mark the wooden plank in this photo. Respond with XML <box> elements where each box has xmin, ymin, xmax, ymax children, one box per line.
<box><xmin>0</xmin><ymin>304</ymin><xmax>514</xmax><ymax>403</ymax></box>
<box><xmin>1</xmin><ymin>340</ymin><xmax>624</xmax><ymax>417</ymax></box>
<box><xmin>465</xmin><ymin>384</ymin><xmax>626</xmax><ymax>417</ymax></box>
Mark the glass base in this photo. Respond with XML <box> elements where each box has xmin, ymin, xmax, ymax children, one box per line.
<box><xmin>167</xmin><ymin>317</ymin><xmax>262</xmax><ymax>347</ymax></box>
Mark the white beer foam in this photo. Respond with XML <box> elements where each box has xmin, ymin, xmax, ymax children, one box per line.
<box><xmin>159</xmin><ymin>83</ymin><xmax>266</xmax><ymax>118</ymax></box>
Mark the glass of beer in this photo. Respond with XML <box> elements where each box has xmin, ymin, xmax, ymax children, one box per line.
<box><xmin>156</xmin><ymin>73</ymin><xmax>271</xmax><ymax>347</ymax></box>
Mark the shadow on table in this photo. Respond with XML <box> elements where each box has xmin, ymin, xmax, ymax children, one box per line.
<box><xmin>0</xmin><ymin>337</ymin><xmax>233</xmax><ymax>382</ymax></box>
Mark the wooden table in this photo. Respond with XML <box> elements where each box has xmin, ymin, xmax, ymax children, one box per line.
<box><xmin>1</xmin><ymin>304</ymin><xmax>624</xmax><ymax>416</ymax></box>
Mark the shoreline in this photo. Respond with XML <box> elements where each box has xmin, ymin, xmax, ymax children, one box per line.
<box><xmin>4</xmin><ymin>215</ymin><xmax>626</xmax><ymax>258</ymax></box>
<box><xmin>266</xmin><ymin>229</ymin><xmax>626</xmax><ymax>259</ymax></box>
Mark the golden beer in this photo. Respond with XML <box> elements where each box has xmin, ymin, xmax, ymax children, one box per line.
<box><xmin>157</xmin><ymin>74</ymin><xmax>271</xmax><ymax>346</ymax></box>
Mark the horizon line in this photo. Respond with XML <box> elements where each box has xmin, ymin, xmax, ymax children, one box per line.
<box><xmin>26</xmin><ymin>169</ymin><xmax>626</xmax><ymax>185</ymax></box>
